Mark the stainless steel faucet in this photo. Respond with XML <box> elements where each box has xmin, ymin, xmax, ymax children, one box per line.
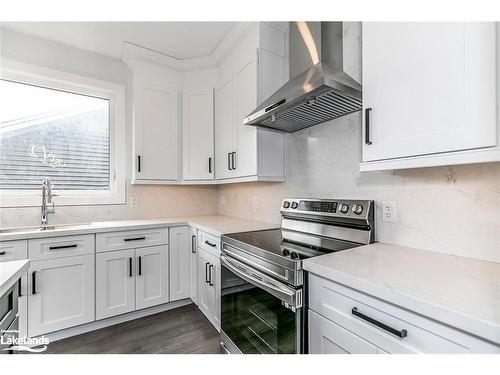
<box><xmin>41</xmin><ymin>177</ymin><xmax>56</xmax><ymax>226</ymax></box>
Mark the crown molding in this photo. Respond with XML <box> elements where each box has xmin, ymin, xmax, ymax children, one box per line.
<box><xmin>121</xmin><ymin>22</ymin><xmax>255</xmax><ymax>72</ymax></box>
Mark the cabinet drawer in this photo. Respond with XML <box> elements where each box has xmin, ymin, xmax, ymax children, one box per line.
<box><xmin>309</xmin><ymin>310</ymin><xmax>381</xmax><ymax>354</ymax></box>
<box><xmin>198</xmin><ymin>230</ymin><xmax>220</xmax><ymax>255</ymax></box>
<box><xmin>29</xmin><ymin>235</ymin><xmax>94</xmax><ymax>260</ymax></box>
<box><xmin>0</xmin><ymin>240</ymin><xmax>27</xmax><ymax>262</ymax></box>
<box><xmin>96</xmin><ymin>228</ymin><xmax>168</xmax><ymax>253</ymax></box>
<box><xmin>309</xmin><ymin>274</ymin><xmax>500</xmax><ymax>354</ymax></box>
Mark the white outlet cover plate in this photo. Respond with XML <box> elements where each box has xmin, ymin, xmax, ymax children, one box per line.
<box><xmin>382</xmin><ymin>201</ymin><xmax>397</xmax><ymax>223</ymax></box>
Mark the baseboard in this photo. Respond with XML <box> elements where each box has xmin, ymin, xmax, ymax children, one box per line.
<box><xmin>43</xmin><ymin>299</ymin><xmax>193</xmax><ymax>342</ymax></box>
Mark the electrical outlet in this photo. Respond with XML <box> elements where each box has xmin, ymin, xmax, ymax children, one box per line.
<box><xmin>382</xmin><ymin>201</ymin><xmax>397</xmax><ymax>223</ymax></box>
<box><xmin>129</xmin><ymin>197</ymin><xmax>139</xmax><ymax>208</ymax></box>
<box><xmin>250</xmin><ymin>197</ymin><xmax>260</xmax><ymax>209</ymax></box>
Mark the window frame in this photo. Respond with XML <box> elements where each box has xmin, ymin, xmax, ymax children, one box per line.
<box><xmin>0</xmin><ymin>61</ymin><xmax>126</xmax><ymax>207</ymax></box>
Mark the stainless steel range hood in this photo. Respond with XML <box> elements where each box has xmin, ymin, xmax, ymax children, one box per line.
<box><xmin>244</xmin><ymin>22</ymin><xmax>362</xmax><ymax>132</ymax></box>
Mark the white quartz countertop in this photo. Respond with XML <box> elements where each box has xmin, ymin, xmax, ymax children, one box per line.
<box><xmin>0</xmin><ymin>259</ymin><xmax>29</xmax><ymax>296</ymax></box>
<box><xmin>0</xmin><ymin>215</ymin><xmax>279</xmax><ymax>241</ymax></box>
<box><xmin>303</xmin><ymin>242</ymin><xmax>500</xmax><ymax>345</ymax></box>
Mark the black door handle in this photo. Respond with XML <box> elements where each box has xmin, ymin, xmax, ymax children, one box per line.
<box><xmin>204</xmin><ymin>240</ymin><xmax>216</xmax><ymax>248</ymax></box>
<box><xmin>351</xmin><ymin>307</ymin><xmax>407</xmax><ymax>338</ymax></box>
<box><xmin>49</xmin><ymin>244</ymin><xmax>78</xmax><ymax>250</ymax></box>
<box><xmin>209</xmin><ymin>264</ymin><xmax>214</xmax><ymax>286</ymax></box>
<box><xmin>138</xmin><ymin>256</ymin><xmax>142</xmax><ymax>276</ymax></box>
<box><xmin>208</xmin><ymin>157</ymin><xmax>212</xmax><ymax>174</ymax></box>
<box><xmin>129</xmin><ymin>257</ymin><xmax>133</xmax><ymax>277</ymax></box>
<box><xmin>137</xmin><ymin>155</ymin><xmax>141</xmax><ymax>172</ymax></box>
<box><xmin>365</xmin><ymin>108</ymin><xmax>372</xmax><ymax>145</ymax></box>
<box><xmin>32</xmin><ymin>271</ymin><xmax>37</xmax><ymax>295</ymax></box>
<box><xmin>18</xmin><ymin>279</ymin><xmax>22</xmax><ymax>297</ymax></box>
<box><xmin>192</xmin><ymin>235</ymin><xmax>197</xmax><ymax>253</ymax></box>
<box><xmin>227</xmin><ymin>153</ymin><xmax>231</xmax><ymax>170</ymax></box>
<box><xmin>0</xmin><ymin>251</ymin><xmax>6</xmax><ymax>256</ymax></box>
<box><xmin>205</xmin><ymin>262</ymin><xmax>210</xmax><ymax>284</ymax></box>
<box><xmin>124</xmin><ymin>237</ymin><xmax>146</xmax><ymax>242</ymax></box>
<box><xmin>231</xmin><ymin>152</ymin><xmax>236</xmax><ymax>170</ymax></box>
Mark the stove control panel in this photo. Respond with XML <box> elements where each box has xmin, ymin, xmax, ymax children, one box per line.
<box><xmin>281</xmin><ymin>198</ymin><xmax>372</xmax><ymax>220</ymax></box>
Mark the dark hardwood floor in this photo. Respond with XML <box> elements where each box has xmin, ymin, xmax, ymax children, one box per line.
<box><xmin>44</xmin><ymin>304</ymin><xmax>222</xmax><ymax>354</ymax></box>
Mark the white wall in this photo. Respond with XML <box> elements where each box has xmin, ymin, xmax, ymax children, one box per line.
<box><xmin>0</xmin><ymin>28</ymin><xmax>218</xmax><ymax>227</ymax></box>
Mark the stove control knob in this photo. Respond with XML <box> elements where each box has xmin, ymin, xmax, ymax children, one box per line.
<box><xmin>283</xmin><ymin>201</ymin><xmax>290</xmax><ymax>209</ymax></box>
<box><xmin>352</xmin><ymin>204</ymin><xmax>364</xmax><ymax>215</ymax></box>
<box><xmin>290</xmin><ymin>252</ymin><xmax>298</xmax><ymax>260</ymax></box>
<box><xmin>282</xmin><ymin>249</ymin><xmax>290</xmax><ymax>256</ymax></box>
<box><xmin>291</xmin><ymin>202</ymin><xmax>298</xmax><ymax>209</ymax></box>
<box><xmin>340</xmin><ymin>204</ymin><xmax>349</xmax><ymax>214</ymax></box>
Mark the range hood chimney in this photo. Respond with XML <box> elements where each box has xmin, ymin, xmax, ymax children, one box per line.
<box><xmin>244</xmin><ymin>22</ymin><xmax>362</xmax><ymax>132</ymax></box>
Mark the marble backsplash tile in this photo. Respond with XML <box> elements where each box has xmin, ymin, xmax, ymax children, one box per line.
<box><xmin>218</xmin><ymin>113</ymin><xmax>500</xmax><ymax>264</ymax></box>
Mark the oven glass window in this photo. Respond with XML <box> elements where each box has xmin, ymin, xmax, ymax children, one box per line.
<box><xmin>221</xmin><ymin>266</ymin><xmax>297</xmax><ymax>354</ymax></box>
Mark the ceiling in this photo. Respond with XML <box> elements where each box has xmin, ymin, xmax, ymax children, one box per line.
<box><xmin>1</xmin><ymin>22</ymin><xmax>235</xmax><ymax>60</ymax></box>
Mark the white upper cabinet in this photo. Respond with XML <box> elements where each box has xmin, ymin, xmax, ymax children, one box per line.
<box><xmin>216</xmin><ymin>22</ymin><xmax>287</xmax><ymax>182</ymax></box>
<box><xmin>182</xmin><ymin>88</ymin><xmax>215</xmax><ymax>180</ymax></box>
<box><xmin>361</xmin><ymin>22</ymin><xmax>498</xmax><ymax>170</ymax></box>
<box><xmin>132</xmin><ymin>62</ymin><xmax>181</xmax><ymax>183</ymax></box>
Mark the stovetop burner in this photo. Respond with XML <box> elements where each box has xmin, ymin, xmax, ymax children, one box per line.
<box><xmin>224</xmin><ymin>228</ymin><xmax>358</xmax><ymax>262</ymax></box>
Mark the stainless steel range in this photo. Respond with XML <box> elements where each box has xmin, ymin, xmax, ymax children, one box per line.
<box><xmin>220</xmin><ymin>198</ymin><xmax>375</xmax><ymax>354</ymax></box>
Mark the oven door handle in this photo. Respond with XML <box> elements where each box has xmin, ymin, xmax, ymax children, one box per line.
<box><xmin>221</xmin><ymin>254</ymin><xmax>302</xmax><ymax>309</ymax></box>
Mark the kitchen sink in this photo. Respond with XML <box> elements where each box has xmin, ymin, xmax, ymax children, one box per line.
<box><xmin>0</xmin><ymin>223</ymin><xmax>91</xmax><ymax>234</ymax></box>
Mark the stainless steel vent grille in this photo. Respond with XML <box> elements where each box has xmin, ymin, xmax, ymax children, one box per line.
<box><xmin>259</xmin><ymin>89</ymin><xmax>362</xmax><ymax>132</ymax></box>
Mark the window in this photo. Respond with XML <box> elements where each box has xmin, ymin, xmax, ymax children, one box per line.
<box><xmin>0</xmin><ymin>65</ymin><xmax>125</xmax><ymax>207</ymax></box>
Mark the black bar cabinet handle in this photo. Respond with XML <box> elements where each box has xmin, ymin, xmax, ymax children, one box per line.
<box><xmin>351</xmin><ymin>307</ymin><xmax>407</xmax><ymax>338</ymax></box>
<box><xmin>0</xmin><ymin>251</ymin><xmax>6</xmax><ymax>256</ymax></box>
<box><xmin>205</xmin><ymin>262</ymin><xmax>210</xmax><ymax>283</ymax></box>
<box><xmin>209</xmin><ymin>264</ymin><xmax>214</xmax><ymax>286</ymax></box>
<box><xmin>18</xmin><ymin>279</ymin><xmax>22</xmax><ymax>297</ymax></box>
<box><xmin>208</xmin><ymin>157</ymin><xmax>212</xmax><ymax>174</ymax></box>
<box><xmin>138</xmin><ymin>256</ymin><xmax>142</xmax><ymax>276</ymax></box>
<box><xmin>365</xmin><ymin>108</ymin><xmax>372</xmax><ymax>145</ymax></box>
<box><xmin>227</xmin><ymin>153</ymin><xmax>231</xmax><ymax>170</ymax></box>
<box><xmin>231</xmin><ymin>152</ymin><xmax>236</xmax><ymax>170</ymax></box>
<box><xmin>124</xmin><ymin>237</ymin><xmax>146</xmax><ymax>242</ymax></box>
<box><xmin>192</xmin><ymin>235</ymin><xmax>197</xmax><ymax>253</ymax></box>
<box><xmin>32</xmin><ymin>271</ymin><xmax>37</xmax><ymax>295</ymax></box>
<box><xmin>137</xmin><ymin>155</ymin><xmax>141</xmax><ymax>172</ymax></box>
<box><xmin>204</xmin><ymin>240</ymin><xmax>216</xmax><ymax>248</ymax></box>
<box><xmin>49</xmin><ymin>244</ymin><xmax>78</xmax><ymax>250</ymax></box>
<box><xmin>129</xmin><ymin>257</ymin><xmax>133</xmax><ymax>277</ymax></box>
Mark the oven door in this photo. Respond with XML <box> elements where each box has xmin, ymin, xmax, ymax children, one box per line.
<box><xmin>220</xmin><ymin>253</ymin><xmax>303</xmax><ymax>354</ymax></box>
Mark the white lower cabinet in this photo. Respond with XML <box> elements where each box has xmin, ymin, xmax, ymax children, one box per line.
<box><xmin>189</xmin><ymin>228</ymin><xmax>198</xmax><ymax>305</ymax></box>
<box><xmin>309</xmin><ymin>310</ymin><xmax>382</xmax><ymax>354</ymax></box>
<box><xmin>308</xmin><ymin>274</ymin><xmax>500</xmax><ymax>354</ymax></box>
<box><xmin>96</xmin><ymin>249</ymin><xmax>136</xmax><ymax>319</ymax></box>
<box><xmin>96</xmin><ymin>246</ymin><xmax>169</xmax><ymax>320</ymax></box>
<box><xmin>136</xmin><ymin>245</ymin><xmax>169</xmax><ymax>309</ymax></box>
<box><xmin>28</xmin><ymin>254</ymin><xmax>95</xmax><ymax>337</ymax></box>
<box><xmin>197</xmin><ymin>246</ymin><xmax>221</xmax><ymax>331</ymax></box>
<box><xmin>169</xmin><ymin>226</ymin><xmax>190</xmax><ymax>301</ymax></box>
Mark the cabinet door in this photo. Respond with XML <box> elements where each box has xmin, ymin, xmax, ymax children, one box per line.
<box><xmin>211</xmin><ymin>259</ymin><xmax>221</xmax><ymax>332</ymax></box>
<box><xmin>234</xmin><ymin>58</ymin><xmax>258</xmax><ymax>177</ymax></box>
<box><xmin>182</xmin><ymin>88</ymin><xmax>214</xmax><ymax>180</ymax></box>
<box><xmin>136</xmin><ymin>245</ymin><xmax>169</xmax><ymax>309</ymax></box>
<box><xmin>362</xmin><ymin>22</ymin><xmax>496</xmax><ymax>162</ymax></box>
<box><xmin>189</xmin><ymin>228</ymin><xmax>198</xmax><ymax>305</ymax></box>
<box><xmin>309</xmin><ymin>310</ymin><xmax>379</xmax><ymax>354</ymax></box>
<box><xmin>215</xmin><ymin>79</ymin><xmax>236</xmax><ymax>179</ymax></box>
<box><xmin>96</xmin><ymin>249</ymin><xmax>135</xmax><ymax>320</ymax></box>
<box><xmin>28</xmin><ymin>255</ymin><xmax>95</xmax><ymax>336</ymax></box>
<box><xmin>169</xmin><ymin>227</ymin><xmax>190</xmax><ymax>301</ymax></box>
<box><xmin>197</xmin><ymin>249</ymin><xmax>215</xmax><ymax>322</ymax></box>
<box><xmin>134</xmin><ymin>77</ymin><xmax>180</xmax><ymax>181</ymax></box>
